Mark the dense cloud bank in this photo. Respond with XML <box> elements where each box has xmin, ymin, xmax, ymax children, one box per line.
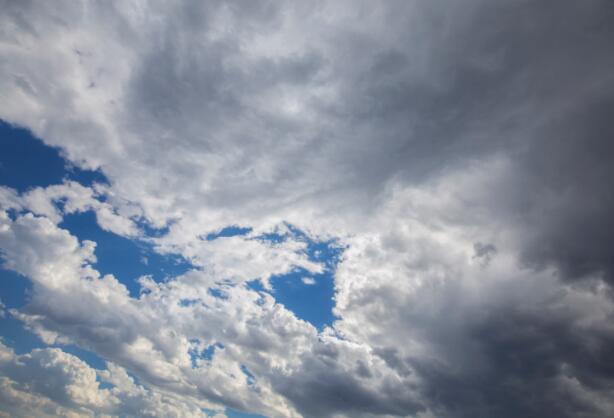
<box><xmin>1</xmin><ymin>0</ymin><xmax>614</xmax><ymax>417</ymax></box>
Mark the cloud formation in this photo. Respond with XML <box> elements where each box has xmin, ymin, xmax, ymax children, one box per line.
<box><xmin>0</xmin><ymin>340</ymin><xmax>221</xmax><ymax>418</ymax></box>
<box><xmin>1</xmin><ymin>0</ymin><xmax>614</xmax><ymax>417</ymax></box>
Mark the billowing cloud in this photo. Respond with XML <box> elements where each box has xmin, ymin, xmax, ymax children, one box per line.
<box><xmin>0</xmin><ymin>341</ymin><xmax>219</xmax><ymax>418</ymax></box>
<box><xmin>1</xmin><ymin>0</ymin><xmax>614</xmax><ymax>417</ymax></box>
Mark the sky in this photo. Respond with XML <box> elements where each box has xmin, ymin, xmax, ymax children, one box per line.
<box><xmin>0</xmin><ymin>1</ymin><xmax>613</xmax><ymax>417</ymax></box>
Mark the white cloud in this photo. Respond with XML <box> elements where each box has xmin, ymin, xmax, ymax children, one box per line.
<box><xmin>0</xmin><ymin>195</ymin><xmax>326</xmax><ymax>416</ymax></box>
<box><xmin>1</xmin><ymin>1</ymin><xmax>614</xmax><ymax>417</ymax></box>
<box><xmin>0</xmin><ymin>341</ymin><xmax>214</xmax><ymax>418</ymax></box>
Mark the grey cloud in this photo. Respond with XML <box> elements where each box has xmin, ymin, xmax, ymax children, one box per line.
<box><xmin>473</xmin><ymin>242</ymin><xmax>496</xmax><ymax>267</ymax></box>
<box><xmin>271</xmin><ymin>341</ymin><xmax>425</xmax><ymax>418</ymax></box>
<box><xmin>411</xmin><ymin>304</ymin><xmax>614</xmax><ymax>418</ymax></box>
<box><xmin>2</xmin><ymin>0</ymin><xmax>614</xmax><ymax>417</ymax></box>
<box><xmin>514</xmin><ymin>95</ymin><xmax>614</xmax><ymax>283</ymax></box>
<box><xmin>330</xmin><ymin>0</ymin><xmax>614</xmax><ymax>284</ymax></box>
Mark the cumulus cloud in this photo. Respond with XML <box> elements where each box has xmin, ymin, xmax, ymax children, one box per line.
<box><xmin>1</xmin><ymin>0</ymin><xmax>614</xmax><ymax>417</ymax></box>
<box><xmin>0</xmin><ymin>341</ymin><xmax>216</xmax><ymax>418</ymax></box>
<box><xmin>0</xmin><ymin>191</ymin><xmax>423</xmax><ymax>417</ymax></box>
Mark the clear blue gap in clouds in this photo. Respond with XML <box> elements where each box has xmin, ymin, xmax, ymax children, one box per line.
<box><xmin>226</xmin><ymin>409</ymin><xmax>267</xmax><ymax>418</ymax></box>
<box><xmin>59</xmin><ymin>211</ymin><xmax>193</xmax><ymax>297</ymax></box>
<box><xmin>0</xmin><ymin>121</ymin><xmax>190</xmax><ymax>366</ymax></box>
<box><xmin>188</xmin><ymin>340</ymin><xmax>225</xmax><ymax>368</ymax></box>
<box><xmin>0</xmin><ymin>121</ymin><xmax>339</xmax><ymax>417</ymax></box>
<box><xmin>0</xmin><ymin>120</ymin><xmax>107</xmax><ymax>191</ymax></box>
<box><xmin>0</xmin><ymin>121</ymin><xmax>108</xmax><ymax>368</ymax></box>
<box><xmin>205</xmin><ymin>225</ymin><xmax>253</xmax><ymax>240</ymax></box>
<box><xmin>203</xmin><ymin>408</ymin><xmax>266</xmax><ymax>418</ymax></box>
<box><xmin>204</xmin><ymin>223</ymin><xmax>344</xmax><ymax>330</ymax></box>
<box><xmin>249</xmin><ymin>224</ymin><xmax>345</xmax><ymax>330</ymax></box>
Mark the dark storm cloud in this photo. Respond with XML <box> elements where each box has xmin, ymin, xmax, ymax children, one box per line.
<box><xmin>409</xmin><ymin>301</ymin><xmax>614</xmax><ymax>418</ymax></box>
<box><xmin>516</xmin><ymin>94</ymin><xmax>614</xmax><ymax>283</ymax></box>
<box><xmin>333</xmin><ymin>0</ymin><xmax>614</xmax><ymax>284</ymax></box>
<box><xmin>361</xmin><ymin>0</ymin><xmax>612</xmax><ymax>172</ymax></box>
<box><xmin>271</xmin><ymin>342</ymin><xmax>426</xmax><ymax>418</ymax></box>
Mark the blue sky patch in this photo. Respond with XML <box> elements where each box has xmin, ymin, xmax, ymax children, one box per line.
<box><xmin>241</xmin><ymin>364</ymin><xmax>256</xmax><ymax>386</ymax></box>
<box><xmin>203</xmin><ymin>408</ymin><xmax>266</xmax><ymax>418</ymax></box>
<box><xmin>60</xmin><ymin>211</ymin><xmax>193</xmax><ymax>296</ymax></box>
<box><xmin>251</xmin><ymin>226</ymin><xmax>344</xmax><ymax>330</ymax></box>
<box><xmin>60</xmin><ymin>344</ymin><xmax>108</xmax><ymax>370</ymax></box>
<box><xmin>189</xmin><ymin>341</ymin><xmax>224</xmax><ymax>368</ymax></box>
<box><xmin>0</xmin><ymin>268</ymin><xmax>31</xmax><ymax>309</ymax></box>
<box><xmin>205</xmin><ymin>225</ymin><xmax>253</xmax><ymax>241</ymax></box>
<box><xmin>0</xmin><ymin>120</ymin><xmax>107</xmax><ymax>191</ymax></box>
<box><xmin>226</xmin><ymin>409</ymin><xmax>268</xmax><ymax>418</ymax></box>
<box><xmin>0</xmin><ymin>269</ymin><xmax>38</xmax><ymax>355</ymax></box>
<box><xmin>0</xmin><ymin>117</ymin><xmax>344</xmax><ymax>417</ymax></box>
<box><xmin>269</xmin><ymin>267</ymin><xmax>337</xmax><ymax>330</ymax></box>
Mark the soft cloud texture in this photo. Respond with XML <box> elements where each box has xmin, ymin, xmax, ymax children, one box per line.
<box><xmin>1</xmin><ymin>0</ymin><xmax>614</xmax><ymax>417</ymax></box>
<box><xmin>0</xmin><ymin>341</ymin><xmax>219</xmax><ymax>418</ymax></box>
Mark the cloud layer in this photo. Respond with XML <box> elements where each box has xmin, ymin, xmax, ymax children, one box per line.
<box><xmin>1</xmin><ymin>0</ymin><xmax>614</xmax><ymax>417</ymax></box>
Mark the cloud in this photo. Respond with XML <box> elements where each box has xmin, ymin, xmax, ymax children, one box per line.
<box><xmin>0</xmin><ymin>341</ymin><xmax>215</xmax><ymax>418</ymax></box>
<box><xmin>334</xmin><ymin>166</ymin><xmax>614</xmax><ymax>417</ymax></box>
<box><xmin>1</xmin><ymin>0</ymin><xmax>614</xmax><ymax>417</ymax></box>
<box><xmin>0</xmin><ymin>192</ymin><xmax>426</xmax><ymax>417</ymax></box>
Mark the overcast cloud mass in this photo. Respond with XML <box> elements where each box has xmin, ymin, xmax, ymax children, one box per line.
<box><xmin>1</xmin><ymin>0</ymin><xmax>614</xmax><ymax>417</ymax></box>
